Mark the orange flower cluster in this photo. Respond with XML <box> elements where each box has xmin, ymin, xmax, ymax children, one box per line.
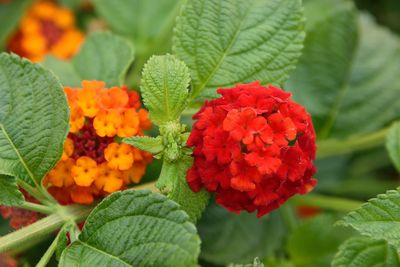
<box><xmin>7</xmin><ymin>1</ymin><xmax>84</xmax><ymax>62</ymax></box>
<box><xmin>44</xmin><ymin>80</ymin><xmax>152</xmax><ymax>205</ymax></box>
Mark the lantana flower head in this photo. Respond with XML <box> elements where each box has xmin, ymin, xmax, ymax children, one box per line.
<box><xmin>44</xmin><ymin>80</ymin><xmax>152</xmax><ymax>205</ymax></box>
<box><xmin>7</xmin><ymin>0</ymin><xmax>84</xmax><ymax>62</ymax></box>
<box><xmin>187</xmin><ymin>82</ymin><xmax>317</xmax><ymax>217</ymax></box>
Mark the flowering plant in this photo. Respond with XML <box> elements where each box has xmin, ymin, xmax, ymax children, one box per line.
<box><xmin>0</xmin><ymin>0</ymin><xmax>400</xmax><ymax>267</ymax></box>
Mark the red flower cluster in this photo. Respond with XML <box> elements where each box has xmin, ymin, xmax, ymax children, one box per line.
<box><xmin>187</xmin><ymin>82</ymin><xmax>317</xmax><ymax>217</ymax></box>
<box><xmin>0</xmin><ymin>190</ymin><xmax>41</xmax><ymax>229</ymax></box>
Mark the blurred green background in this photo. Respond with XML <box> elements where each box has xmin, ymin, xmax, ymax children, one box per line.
<box><xmin>356</xmin><ymin>0</ymin><xmax>400</xmax><ymax>33</ymax></box>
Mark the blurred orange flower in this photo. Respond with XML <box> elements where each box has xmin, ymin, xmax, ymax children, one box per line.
<box><xmin>7</xmin><ymin>0</ymin><xmax>84</xmax><ymax>62</ymax></box>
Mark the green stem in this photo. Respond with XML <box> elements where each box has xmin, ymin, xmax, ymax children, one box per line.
<box><xmin>290</xmin><ymin>193</ymin><xmax>363</xmax><ymax>212</ymax></box>
<box><xmin>317</xmin><ymin>127</ymin><xmax>388</xmax><ymax>159</ymax></box>
<box><xmin>0</xmin><ymin>205</ymin><xmax>92</xmax><ymax>253</ymax></box>
<box><xmin>17</xmin><ymin>179</ymin><xmax>50</xmax><ymax>205</ymax></box>
<box><xmin>35</xmin><ymin>229</ymin><xmax>61</xmax><ymax>267</ymax></box>
<box><xmin>69</xmin><ymin>224</ymin><xmax>80</xmax><ymax>243</ymax></box>
<box><xmin>39</xmin><ymin>187</ymin><xmax>59</xmax><ymax>205</ymax></box>
<box><xmin>133</xmin><ymin>181</ymin><xmax>158</xmax><ymax>192</ymax></box>
<box><xmin>17</xmin><ymin>177</ymin><xmax>58</xmax><ymax>206</ymax></box>
<box><xmin>17</xmin><ymin>202</ymin><xmax>54</xmax><ymax>215</ymax></box>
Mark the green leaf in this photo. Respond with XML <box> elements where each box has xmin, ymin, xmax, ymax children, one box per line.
<box><xmin>141</xmin><ymin>55</ymin><xmax>191</xmax><ymax>124</ymax></box>
<box><xmin>288</xmin><ymin>7</ymin><xmax>400</xmax><ymax>139</ymax></box>
<box><xmin>41</xmin><ymin>56</ymin><xmax>81</xmax><ymax>87</ymax></box>
<box><xmin>386</xmin><ymin>122</ymin><xmax>400</xmax><ymax>172</ymax></box>
<box><xmin>0</xmin><ymin>0</ymin><xmax>32</xmax><ymax>49</ymax></box>
<box><xmin>287</xmin><ymin>214</ymin><xmax>354</xmax><ymax>267</ymax></box>
<box><xmin>332</xmin><ymin>236</ymin><xmax>400</xmax><ymax>267</ymax></box>
<box><xmin>0</xmin><ymin>53</ymin><xmax>69</xmax><ymax>186</ymax></box>
<box><xmin>339</xmin><ymin>189</ymin><xmax>400</xmax><ymax>251</ymax></box>
<box><xmin>42</xmin><ymin>31</ymin><xmax>134</xmax><ymax>87</ymax></box>
<box><xmin>73</xmin><ymin>32</ymin><xmax>134</xmax><ymax>87</ymax></box>
<box><xmin>286</xmin><ymin>0</ymin><xmax>357</xmax><ymax>135</ymax></box>
<box><xmin>330</xmin><ymin>14</ymin><xmax>400</xmax><ymax>137</ymax></box>
<box><xmin>91</xmin><ymin>0</ymin><xmax>181</xmax><ymax>59</ymax></box>
<box><xmin>59</xmin><ymin>190</ymin><xmax>200</xmax><ymax>267</ymax></box>
<box><xmin>173</xmin><ymin>0</ymin><xmax>305</xmax><ymax>100</ymax></box>
<box><xmin>123</xmin><ymin>136</ymin><xmax>163</xmax><ymax>155</ymax></box>
<box><xmin>157</xmin><ymin>156</ymin><xmax>209</xmax><ymax>223</ymax></box>
<box><xmin>198</xmin><ymin>202</ymin><xmax>285</xmax><ymax>265</ymax></box>
<box><xmin>0</xmin><ymin>174</ymin><xmax>24</xmax><ymax>206</ymax></box>
<box><xmin>58</xmin><ymin>0</ymin><xmax>83</xmax><ymax>9</ymax></box>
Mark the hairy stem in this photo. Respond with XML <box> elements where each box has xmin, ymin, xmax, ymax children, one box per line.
<box><xmin>317</xmin><ymin>128</ymin><xmax>388</xmax><ymax>159</ymax></box>
<box><xmin>0</xmin><ymin>205</ymin><xmax>92</xmax><ymax>253</ymax></box>
<box><xmin>290</xmin><ymin>193</ymin><xmax>363</xmax><ymax>212</ymax></box>
<box><xmin>69</xmin><ymin>223</ymin><xmax>80</xmax><ymax>243</ymax></box>
<box><xmin>17</xmin><ymin>179</ymin><xmax>50</xmax><ymax>205</ymax></box>
<box><xmin>17</xmin><ymin>202</ymin><xmax>54</xmax><ymax>215</ymax></box>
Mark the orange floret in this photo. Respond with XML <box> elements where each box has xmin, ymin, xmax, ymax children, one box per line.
<box><xmin>122</xmin><ymin>162</ymin><xmax>146</xmax><ymax>184</ymax></box>
<box><xmin>93</xmin><ymin>110</ymin><xmax>122</xmax><ymax>137</ymax></box>
<box><xmin>47</xmin><ymin>158</ymin><xmax>75</xmax><ymax>187</ymax></box>
<box><xmin>95</xmin><ymin>163</ymin><xmax>124</xmax><ymax>193</ymax></box>
<box><xmin>31</xmin><ymin>1</ymin><xmax>57</xmax><ymax>20</ymax></box>
<box><xmin>51</xmin><ymin>29</ymin><xmax>84</xmax><ymax>59</ymax></box>
<box><xmin>61</xmin><ymin>137</ymin><xmax>74</xmax><ymax>161</ymax></box>
<box><xmin>138</xmin><ymin>109</ymin><xmax>152</xmax><ymax>130</ymax></box>
<box><xmin>53</xmin><ymin>7</ymin><xmax>74</xmax><ymax>29</ymax></box>
<box><xmin>70</xmin><ymin>186</ymin><xmax>94</xmax><ymax>204</ymax></box>
<box><xmin>104</xmin><ymin>143</ymin><xmax>134</xmax><ymax>171</ymax></box>
<box><xmin>99</xmin><ymin>87</ymin><xmax>129</xmax><ymax>109</ymax></box>
<box><xmin>64</xmin><ymin>87</ymin><xmax>79</xmax><ymax>103</ymax></box>
<box><xmin>20</xmin><ymin>16</ymin><xmax>40</xmax><ymax>35</ymax></box>
<box><xmin>69</xmin><ymin>104</ymin><xmax>85</xmax><ymax>133</ymax></box>
<box><xmin>71</xmin><ymin>156</ymin><xmax>98</xmax><ymax>186</ymax></box>
<box><xmin>21</xmin><ymin>34</ymin><xmax>46</xmax><ymax>57</ymax></box>
<box><xmin>77</xmin><ymin>86</ymin><xmax>101</xmax><ymax>118</ymax></box>
<box><xmin>117</xmin><ymin>109</ymin><xmax>140</xmax><ymax>137</ymax></box>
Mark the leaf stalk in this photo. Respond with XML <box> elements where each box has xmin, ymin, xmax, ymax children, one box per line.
<box><xmin>290</xmin><ymin>193</ymin><xmax>363</xmax><ymax>212</ymax></box>
<box><xmin>17</xmin><ymin>201</ymin><xmax>54</xmax><ymax>214</ymax></box>
<box><xmin>317</xmin><ymin>128</ymin><xmax>388</xmax><ymax>159</ymax></box>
